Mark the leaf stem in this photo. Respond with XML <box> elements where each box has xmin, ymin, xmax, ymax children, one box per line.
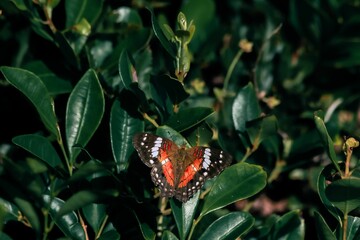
<box><xmin>57</xmin><ymin>134</ymin><xmax>73</xmax><ymax>176</ymax></box>
<box><xmin>96</xmin><ymin>214</ymin><xmax>109</xmax><ymax>239</ymax></box>
<box><xmin>223</xmin><ymin>49</ymin><xmax>243</xmax><ymax>91</ymax></box>
<box><xmin>143</xmin><ymin>113</ymin><xmax>159</xmax><ymax>128</ymax></box>
<box><xmin>187</xmin><ymin>216</ymin><xmax>202</xmax><ymax>240</ymax></box>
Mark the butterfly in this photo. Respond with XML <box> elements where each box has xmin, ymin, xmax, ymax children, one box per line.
<box><xmin>132</xmin><ymin>133</ymin><xmax>232</xmax><ymax>202</ymax></box>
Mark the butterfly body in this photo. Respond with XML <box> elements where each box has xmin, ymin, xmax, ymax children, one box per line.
<box><xmin>133</xmin><ymin>133</ymin><xmax>232</xmax><ymax>202</ymax></box>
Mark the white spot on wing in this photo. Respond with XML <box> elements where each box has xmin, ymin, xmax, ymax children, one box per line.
<box><xmin>151</xmin><ymin>151</ymin><xmax>159</xmax><ymax>157</ymax></box>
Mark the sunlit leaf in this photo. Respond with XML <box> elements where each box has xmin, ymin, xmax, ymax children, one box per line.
<box><xmin>170</xmin><ymin>191</ymin><xmax>199</xmax><ymax>240</ymax></box>
<box><xmin>12</xmin><ymin>134</ymin><xmax>62</xmax><ymax>168</ymax></box>
<box><xmin>66</xmin><ymin>69</ymin><xmax>104</xmax><ymax>163</ymax></box>
<box><xmin>198</xmin><ymin>212</ymin><xmax>255</xmax><ymax>240</ymax></box>
<box><xmin>1</xmin><ymin>67</ymin><xmax>59</xmax><ymax>138</ymax></box>
<box><xmin>200</xmin><ymin>162</ymin><xmax>267</xmax><ymax>217</ymax></box>
<box><xmin>110</xmin><ymin>99</ymin><xmax>143</xmax><ymax>172</ymax></box>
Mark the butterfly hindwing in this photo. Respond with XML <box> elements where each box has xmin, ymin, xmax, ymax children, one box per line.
<box><xmin>174</xmin><ymin>146</ymin><xmax>232</xmax><ymax>202</ymax></box>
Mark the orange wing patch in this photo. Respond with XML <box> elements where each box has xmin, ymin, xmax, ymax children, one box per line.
<box><xmin>178</xmin><ymin>158</ymin><xmax>202</xmax><ymax>188</ymax></box>
<box><xmin>160</xmin><ymin>149</ymin><xmax>175</xmax><ymax>187</ymax></box>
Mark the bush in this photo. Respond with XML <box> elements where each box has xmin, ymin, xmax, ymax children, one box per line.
<box><xmin>1</xmin><ymin>0</ymin><xmax>360</xmax><ymax>239</ymax></box>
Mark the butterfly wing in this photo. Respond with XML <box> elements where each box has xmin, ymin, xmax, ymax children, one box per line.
<box><xmin>174</xmin><ymin>147</ymin><xmax>232</xmax><ymax>202</ymax></box>
<box><xmin>132</xmin><ymin>133</ymin><xmax>179</xmax><ymax>198</ymax></box>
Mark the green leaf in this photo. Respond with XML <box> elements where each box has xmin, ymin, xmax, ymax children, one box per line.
<box><xmin>24</xmin><ymin>60</ymin><xmax>72</xmax><ymax>95</ymax></box>
<box><xmin>150</xmin><ymin>75</ymin><xmax>190</xmax><ymax>106</ymax></box>
<box><xmin>314</xmin><ymin>110</ymin><xmax>341</xmax><ymax>173</ymax></box>
<box><xmin>232</xmin><ymin>82</ymin><xmax>261</xmax><ymax>133</ymax></box>
<box><xmin>57</xmin><ymin>189</ymin><xmax>118</xmax><ymax>217</ymax></box>
<box><xmin>1</xmin><ymin>67</ymin><xmax>59</xmax><ymax>138</ymax></box>
<box><xmin>110</xmin><ymin>99</ymin><xmax>143</xmax><ymax>172</ymax></box>
<box><xmin>148</xmin><ymin>8</ymin><xmax>176</xmax><ymax>58</ymax></box>
<box><xmin>44</xmin><ymin>195</ymin><xmax>86</xmax><ymax>240</ymax></box>
<box><xmin>341</xmin><ymin>216</ymin><xmax>360</xmax><ymax>240</ymax></box>
<box><xmin>317</xmin><ymin>164</ymin><xmax>343</xmax><ymax>224</ymax></box>
<box><xmin>162</xmin><ymin>230</ymin><xmax>179</xmax><ymax>240</ymax></box>
<box><xmin>180</xmin><ymin>0</ymin><xmax>215</xmax><ymax>52</ymax></box>
<box><xmin>200</xmin><ymin>162</ymin><xmax>267</xmax><ymax>217</ymax></box>
<box><xmin>0</xmin><ymin>232</ymin><xmax>12</xmax><ymax>240</ymax></box>
<box><xmin>82</xmin><ymin>203</ymin><xmax>107</xmax><ymax>235</ymax></box>
<box><xmin>65</xmin><ymin>160</ymin><xmax>110</xmax><ymax>186</ymax></box>
<box><xmin>54</xmin><ymin>32</ymin><xmax>80</xmax><ymax>69</ymax></box>
<box><xmin>185</xmin><ymin>122</ymin><xmax>213</xmax><ymax>147</ymax></box>
<box><xmin>165</xmin><ymin>107</ymin><xmax>214</xmax><ymax>132</ymax></box>
<box><xmin>118</xmin><ymin>50</ymin><xmax>135</xmax><ymax>89</ymax></box>
<box><xmin>170</xmin><ymin>191</ymin><xmax>199</xmax><ymax>240</ymax></box>
<box><xmin>12</xmin><ymin>134</ymin><xmax>62</xmax><ymax>168</ymax></box>
<box><xmin>133</xmin><ymin>210</ymin><xmax>156</xmax><ymax>240</ymax></box>
<box><xmin>325</xmin><ymin>177</ymin><xmax>360</xmax><ymax>214</ymax></box>
<box><xmin>270</xmin><ymin>210</ymin><xmax>305</xmax><ymax>240</ymax></box>
<box><xmin>65</xmin><ymin>0</ymin><xmax>103</xmax><ymax>27</ymax></box>
<box><xmin>156</xmin><ymin>126</ymin><xmax>190</xmax><ymax>147</ymax></box>
<box><xmin>66</xmin><ymin>69</ymin><xmax>105</xmax><ymax>163</ymax></box>
<box><xmin>314</xmin><ymin>211</ymin><xmax>336</xmax><ymax>240</ymax></box>
<box><xmin>0</xmin><ymin>198</ymin><xmax>20</xmax><ymax>223</ymax></box>
<box><xmin>289</xmin><ymin>0</ymin><xmax>321</xmax><ymax>45</ymax></box>
<box><xmin>198</xmin><ymin>212</ymin><xmax>255</xmax><ymax>240</ymax></box>
<box><xmin>0</xmin><ymin>181</ymin><xmax>41</xmax><ymax>234</ymax></box>
<box><xmin>98</xmin><ymin>229</ymin><xmax>120</xmax><ymax>240</ymax></box>
<box><xmin>246</xmin><ymin>115</ymin><xmax>278</xmax><ymax>148</ymax></box>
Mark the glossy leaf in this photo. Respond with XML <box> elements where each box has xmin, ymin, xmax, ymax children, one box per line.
<box><xmin>165</xmin><ymin>107</ymin><xmax>214</xmax><ymax>132</ymax></box>
<box><xmin>325</xmin><ymin>177</ymin><xmax>360</xmax><ymax>214</ymax></box>
<box><xmin>133</xmin><ymin>210</ymin><xmax>156</xmax><ymax>240</ymax></box>
<box><xmin>61</xmin><ymin>160</ymin><xmax>110</xmax><ymax>192</ymax></box>
<box><xmin>246</xmin><ymin>115</ymin><xmax>278</xmax><ymax>148</ymax></box>
<box><xmin>148</xmin><ymin>8</ymin><xmax>176</xmax><ymax>58</ymax></box>
<box><xmin>118</xmin><ymin>50</ymin><xmax>135</xmax><ymax>89</ymax></box>
<box><xmin>170</xmin><ymin>191</ymin><xmax>199</xmax><ymax>240</ymax></box>
<box><xmin>66</xmin><ymin>69</ymin><xmax>105</xmax><ymax>163</ymax></box>
<box><xmin>65</xmin><ymin>0</ymin><xmax>103</xmax><ymax>27</ymax></box>
<box><xmin>317</xmin><ymin>164</ymin><xmax>343</xmax><ymax>224</ymax></box>
<box><xmin>200</xmin><ymin>162</ymin><xmax>267</xmax><ymax>217</ymax></box>
<box><xmin>110</xmin><ymin>99</ymin><xmax>143</xmax><ymax>173</ymax></box>
<box><xmin>57</xmin><ymin>189</ymin><xmax>118</xmax><ymax>217</ymax></box>
<box><xmin>180</xmin><ymin>0</ymin><xmax>215</xmax><ymax>52</ymax></box>
<box><xmin>82</xmin><ymin>203</ymin><xmax>107</xmax><ymax>235</ymax></box>
<box><xmin>314</xmin><ymin>110</ymin><xmax>341</xmax><ymax>173</ymax></box>
<box><xmin>0</xmin><ymin>232</ymin><xmax>12</xmax><ymax>240</ymax></box>
<box><xmin>270</xmin><ymin>210</ymin><xmax>305</xmax><ymax>240</ymax></box>
<box><xmin>198</xmin><ymin>212</ymin><xmax>255</xmax><ymax>240</ymax></box>
<box><xmin>232</xmin><ymin>82</ymin><xmax>261</xmax><ymax>133</ymax></box>
<box><xmin>185</xmin><ymin>122</ymin><xmax>213</xmax><ymax>147</ymax></box>
<box><xmin>156</xmin><ymin>125</ymin><xmax>190</xmax><ymax>147</ymax></box>
<box><xmin>0</xmin><ymin>67</ymin><xmax>59</xmax><ymax>138</ymax></box>
<box><xmin>150</xmin><ymin>75</ymin><xmax>189</xmax><ymax>106</ymax></box>
<box><xmin>12</xmin><ymin>134</ymin><xmax>62</xmax><ymax>168</ymax></box>
<box><xmin>289</xmin><ymin>0</ymin><xmax>321</xmax><ymax>45</ymax></box>
<box><xmin>162</xmin><ymin>230</ymin><xmax>179</xmax><ymax>240</ymax></box>
<box><xmin>44</xmin><ymin>195</ymin><xmax>86</xmax><ymax>240</ymax></box>
<box><xmin>98</xmin><ymin>229</ymin><xmax>121</xmax><ymax>240</ymax></box>
<box><xmin>338</xmin><ymin>216</ymin><xmax>360</xmax><ymax>239</ymax></box>
<box><xmin>24</xmin><ymin>61</ymin><xmax>72</xmax><ymax>95</ymax></box>
<box><xmin>54</xmin><ymin>32</ymin><xmax>80</xmax><ymax>69</ymax></box>
<box><xmin>0</xmin><ymin>198</ymin><xmax>20</xmax><ymax>223</ymax></box>
<box><xmin>314</xmin><ymin>211</ymin><xmax>336</xmax><ymax>240</ymax></box>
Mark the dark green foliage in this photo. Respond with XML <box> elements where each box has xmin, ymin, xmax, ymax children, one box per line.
<box><xmin>1</xmin><ymin>0</ymin><xmax>360</xmax><ymax>239</ymax></box>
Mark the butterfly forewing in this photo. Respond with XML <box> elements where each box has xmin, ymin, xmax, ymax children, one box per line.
<box><xmin>132</xmin><ymin>133</ymin><xmax>179</xmax><ymax>167</ymax></box>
